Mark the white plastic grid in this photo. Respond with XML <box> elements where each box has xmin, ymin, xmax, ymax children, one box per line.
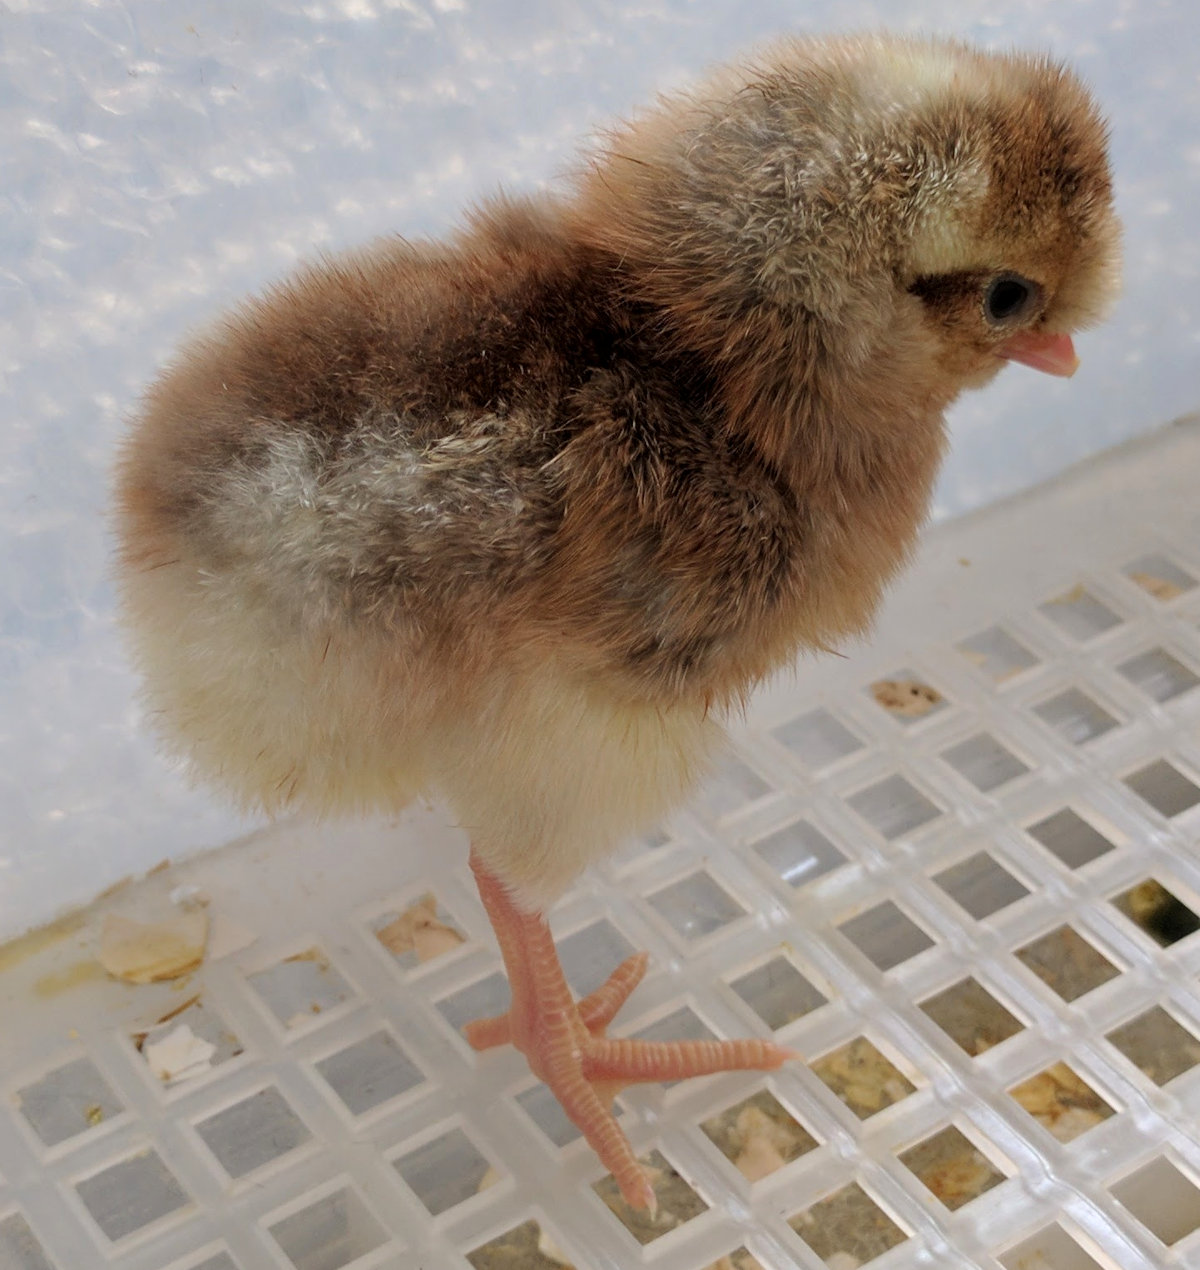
<box><xmin>2</xmin><ymin>419</ymin><xmax>1200</xmax><ymax>1270</ymax></box>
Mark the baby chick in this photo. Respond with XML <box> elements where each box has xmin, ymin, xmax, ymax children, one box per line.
<box><xmin>115</xmin><ymin>33</ymin><xmax>1119</xmax><ymax>1208</ymax></box>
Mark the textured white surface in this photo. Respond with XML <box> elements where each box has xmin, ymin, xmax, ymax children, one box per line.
<box><xmin>2</xmin><ymin>419</ymin><xmax>1199</xmax><ymax>1270</ymax></box>
<box><xmin>2</xmin><ymin>0</ymin><xmax>1198</xmax><ymax>938</ymax></box>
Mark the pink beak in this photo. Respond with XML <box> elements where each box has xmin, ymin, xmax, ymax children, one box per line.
<box><xmin>995</xmin><ymin>330</ymin><xmax>1080</xmax><ymax>378</ymax></box>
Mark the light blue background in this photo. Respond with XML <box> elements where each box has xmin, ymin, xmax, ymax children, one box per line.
<box><xmin>2</xmin><ymin>0</ymin><xmax>1197</xmax><ymax>938</ymax></box>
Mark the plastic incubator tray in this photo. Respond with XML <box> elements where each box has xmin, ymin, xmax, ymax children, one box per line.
<box><xmin>3</xmin><ymin>417</ymin><xmax>1200</xmax><ymax>1270</ymax></box>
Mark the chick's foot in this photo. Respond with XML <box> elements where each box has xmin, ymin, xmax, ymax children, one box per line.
<box><xmin>466</xmin><ymin>850</ymin><xmax>793</xmax><ymax>1210</ymax></box>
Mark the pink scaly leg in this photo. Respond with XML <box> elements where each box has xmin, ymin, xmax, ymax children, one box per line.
<box><xmin>464</xmin><ymin>849</ymin><xmax>794</xmax><ymax>1209</ymax></box>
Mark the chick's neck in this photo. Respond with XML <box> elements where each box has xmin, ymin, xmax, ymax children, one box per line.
<box><xmin>710</xmin><ymin>294</ymin><xmax>951</xmax><ymax>496</ymax></box>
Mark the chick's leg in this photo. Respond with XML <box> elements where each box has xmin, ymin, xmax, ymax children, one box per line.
<box><xmin>464</xmin><ymin>849</ymin><xmax>793</xmax><ymax>1209</ymax></box>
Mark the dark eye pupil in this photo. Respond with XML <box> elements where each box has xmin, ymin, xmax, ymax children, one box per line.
<box><xmin>986</xmin><ymin>276</ymin><xmax>1031</xmax><ymax>322</ymax></box>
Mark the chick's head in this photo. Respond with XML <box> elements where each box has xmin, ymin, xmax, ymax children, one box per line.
<box><xmin>573</xmin><ymin>33</ymin><xmax>1120</xmax><ymax>390</ymax></box>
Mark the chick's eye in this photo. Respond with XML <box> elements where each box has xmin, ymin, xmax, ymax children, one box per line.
<box><xmin>983</xmin><ymin>273</ymin><xmax>1041</xmax><ymax>326</ymax></box>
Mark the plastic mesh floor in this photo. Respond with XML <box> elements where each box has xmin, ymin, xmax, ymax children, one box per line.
<box><xmin>4</xmin><ymin>420</ymin><xmax>1200</xmax><ymax>1270</ymax></box>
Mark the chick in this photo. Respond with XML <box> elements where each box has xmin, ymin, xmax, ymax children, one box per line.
<box><xmin>114</xmin><ymin>33</ymin><xmax>1119</xmax><ymax>1208</ymax></box>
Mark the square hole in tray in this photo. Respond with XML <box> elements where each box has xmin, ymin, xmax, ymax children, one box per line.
<box><xmin>730</xmin><ymin>957</ymin><xmax>827</xmax><ymax>1030</ymax></box>
<box><xmin>921</xmin><ymin>978</ymin><xmax>1024</xmax><ymax>1055</ymax></box>
<box><xmin>1110</xmin><ymin>1156</ymin><xmax>1200</xmax><ymax>1245</ymax></box>
<box><xmin>1124</xmin><ymin>553</ymin><xmax>1197</xmax><ymax>600</ymax></box>
<box><xmin>467</xmin><ymin>1219</ymin><xmax>579</xmax><ymax>1270</ymax></box>
<box><xmin>701</xmin><ymin>1089</ymin><xmax>819</xmax><ymax>1181</ymax></box>
<box><xmin>942</xmin><ymin>732</ymin><xmax>1030</xmax><ymax>792</ymax></box>
<box><xmin>647</xmin><ymin>871</ymin><xmax>745</xmax><ymax>940</ymax></box>
<box><xmin>898</xmin><ymin>1125</ymin><xmax>1006</xmax><ymax>1210</ymax></box>
<box><xmin>772</xmin><ymin>707</ymin><xmax>864</xmax><ymax>770</ymax></box>
<box><xmin>693</xmin><ymin>755</ymin><xmax>771</xmax><ymax>819</ymax></box>
<box><xmin>75</xmin><ymin>1150</ymin><xmax>189</xmax><ymax>1242</ymax></box>
<box><xmin>316</xmin><ymin>1031</ymin><xmax>424</xmax><ymax>1116</ymax></box>
<box><xmin>557</xmin><ymin>919</ymin><xmax>636</xmax><ymax>998</ymax></box>
<box><xmin>0</xmin><ymin>1213</ymin><xmax>54</xmax><ymax>1270</ymax></box>
<box><xmin>752</xmin><ymin>819</ymin><xmax>847</xmax><ymax>888</ymax></box>
<box><xmin>1112</xmin><ymin>879</ymin><xmax>1200</xmax><ymax>946</ymax></box>
<box><xmin>789</xmin><ymin>1182</ymin><xmax>908</xmax><ymax>1264</ymax></box>
<box><xmin>190</xmin><ymin>1255</ymin><xmax>238</xmax><ymax>1270</ymax></box>
<box><xmin>869</xmin><ymin>674</ymin><xmax>946</xmax><ymax>721</ymax></box>
<box><xmin>269</xmin><ymin>1187</ymin><xmax>387</xmax><ymax>1270</ymax></box>
<box><xmin>838</xmin><ymin>900</ymin><xmax>934</xmax><ymax>971</ymax></box>
<box><xmin>1000</xmin><ymin>1224</ymin><xmax>1106</xmax><ymax>1270</ymax></box>
<box><xmin>811</xmin><ymin>1037</ymin><xmax>915</xmax><ymax>1118</ymax></box>
<box><xmin>371</xmin><ymin>893</ymin><xmax>466</xmax><ymax>969</ymax></box>
<box><xmin>248</xmin><ymin>949</ymin><xmax>354</xmax><ymax>1030</ymax></box>
<box><xmin>617</xmin><ymin>826</ymin><xmax>679</xmax><ymax>869</ymax></box>
<box><xmin>134</xmin><ymin>997</ymin><xmax>244</xmax><ymax>1082</ymax></box>
<box><xmin>436</xmin><ymin>971</ymin><xmax>510</xmax><ymax>1034</ymax></box>
<box><xmin>594</xmin><ymin>1149</ymin><xmax>707</xmax><ymax>1245</ymax></box>
<box><xmin>516</xmin><ymin>1081</ymin><xmax>585</xmax><ymax>1147</ymax></box>
<box><xmin>1016</xmin><ymin>926</ymin><xmax>1120</xmax><ymax>1002</ymax></box>
<box><xmin>1123</xmin><ymin>759</ymin><xmax>1200</xmax><ymax>817</ymax></box>
<box><xmin>1119</xmin><ymin>648</ymin><xmax>1200</xmax><ymax>702</ymax></box>
<box><xmin>17</xmin><ymin>1056</ymin><xmax>123</xmax><ymax>1148</ymax></box>
<box><xmin>196</xmin><ymin>1087</ymin><xmax>311</xmax><ymax>1179</ymax></box>
<box><xmin>1038</xmin><ymin>586</ymin><xmax>1122</xmax><ymax>640</ymax></box>
<box><xmin>846</xmin><ymin>774</ymin><xmax>940</xmax><ymax>840</ymax></box>
<box><xmin>1026</xmin><ymin>808</ymin><xmax>1116</xmax><ymax>870</ymax></box>
<box><xmin>1107</xmin><ymin>1006</ymin><xmax>1200</xmax><ymax>1085</ymax></box>
<box><xmin>958</xmin><ymin>625</ymin><xmax>1039</xmax><ymax>682</ymax></box>
<box><xmin>394</xmin><ymin>1126</ymin><xmax>495</xmax><ymax>1216</ymax></box>
<box><xmin>1008</xmin><ymin>1062</ymin><xmax>1115</xmax><ymax>1143</ymax></box>
<box><xmin>704</xmin><ymin>1253</ymin><xmax>763</xmax><ymax>1270</ymax></box>
<box><xmin>934</xmin><ymin>852</ymin><xmax>1030</xmax><ymax>920</ymax></box>
<box><xmin>1033</xmin><ymin>688</ymin><xmax>1120</xmax><ymax>745</ymax></box>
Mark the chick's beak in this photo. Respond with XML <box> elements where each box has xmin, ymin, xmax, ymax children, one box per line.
<box><xmin>995</xmin><ymin>331</ymin><xmax>1080</xmax><ymax>378</ymax></box>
